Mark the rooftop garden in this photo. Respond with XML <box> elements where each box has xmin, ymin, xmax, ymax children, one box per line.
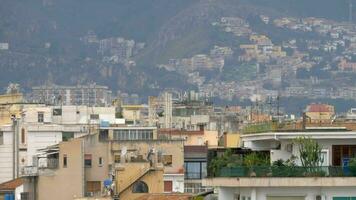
<box><xmin>208</xmin><ymin>137</ymin><xmax>356</xmax><ymax>178</ymax></box>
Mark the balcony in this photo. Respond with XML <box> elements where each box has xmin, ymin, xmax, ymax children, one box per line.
<box><xmin>203</xmin><ymin>166</ymin><xmax>356</xmax><ymax>188</ymax></box>
<box><xmin>21</xmin><ymin>166</ymin><xmax>39</xmax><ymax>177</ymax></box>
<box><xmin>38</xmin><ymin>158</ymin><xmax>59</xmax><ymax>169</ymax></box>
<box><xmin>213</xmin><ymin>166</ymin><xmax>356</xmax><ymax>178</ymax></box>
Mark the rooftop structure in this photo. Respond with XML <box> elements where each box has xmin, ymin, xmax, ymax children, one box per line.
<box><xmin>30</xmin><ymin>84</ymin><xmax>112</xmax><ymax>107</ymax></box>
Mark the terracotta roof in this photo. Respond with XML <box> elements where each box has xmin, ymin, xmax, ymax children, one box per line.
<box><xmin>0</xmin><ymin>178</ymin><xmax>24</xmax><ymax>191</ymax></box>
<box><xmin>135</xmin><ymin>194</ymin><xmax>192</xmax><ymax>200</ymax></box>
<box><xmin>307</xmin><ymin>104</ymin><xmax>333</xmax><ymax>112</ymax></box>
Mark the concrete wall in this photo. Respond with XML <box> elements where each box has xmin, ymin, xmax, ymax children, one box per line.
<box><xmin>185</xmin><ymin>131</ymin><xmax>218</xmax><ymax>147</ymax></box>
<box><xmin>37</xmin><ymin>139</ymin><xmax>84</xmax><ymax>200</ymax></box>
<box><xmin>84</xmin><ymin>135</ymin><xmax>110</xmax><ymax>188</ymax></box>
<box><xmin>111</xmin><ymin>140</ymin><xmax>184</xmax><ymax>174</ymax></box>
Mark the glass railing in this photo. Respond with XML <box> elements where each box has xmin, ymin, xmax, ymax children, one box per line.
<box><xmin>212</xmin><ymin>166</ymin><xmax>356</xmax><ymax>177</ymax></box>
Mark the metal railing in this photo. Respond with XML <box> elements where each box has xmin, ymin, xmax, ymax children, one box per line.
<box><xmin>213</xmin><ymin>166</ymin><xmax>356</xmax><ymax>177</ymax></box>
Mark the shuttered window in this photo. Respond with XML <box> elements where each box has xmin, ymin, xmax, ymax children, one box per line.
<box><xmin>164</xmin><ymin>181</ymin><xmax>173</xmax><ymax>192</ymax></box>
<box><xmin>86</xmin><ymin>181</ymin><xmax>101</xmax><ymax>194</ymax></box>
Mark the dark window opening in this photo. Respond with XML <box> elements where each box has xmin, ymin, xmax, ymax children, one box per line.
<box><xmin>132</xmin><ymin>181</ymin><xmax>149</xmax><ymax>193</ymax></box>
<box><xmin>99</xmin><ymin>157</ymin><xmax>103</xmax><ymax>166</ymax></box>
<box><xmin>21</xmin><ymin>128</ymin><xmax>25</xmax><ymax>144</ymax></box>
<box><xmin>38</xmin><ymin>112</ymin><xmax>44</xmax><ymax>123</ymax></box>
<box><xmin>62</xmin><ymin>132</ymin><xmax>74</xmax><ymax>142</ymax></box>
<box><xmin>99</xmin><ymin>130</ymin><xmax>108</xmax><ymax>142</ymax></box>
<box><xmin>63</xmin><ymin>154</ymin><xmax>67</xmax><ymax>168</ymax></box>
<box><xmin>53</xmin><ymin>108</ymin><xmax>62</xmax><ymax>116</ymax></box>
<box><xmin>85</xmin><ymin>154</ymin><xmax>92</xmax><ymax>168</ymax></box>
<box><xmin>90</xmin><ymin>114</ymin><xmax>99</xmax><ymax>120</ymax></box>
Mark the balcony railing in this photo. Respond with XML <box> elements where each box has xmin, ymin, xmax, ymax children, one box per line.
<box><xmin>212</xmin><ymin>166</ymin><xmax>356</xmax><ymax>178</ymax></box>
<box><xmin>21</xmin><ymin>166</ymin><xmax>39</xmax><ymax>177</ymax></box>
<box><xmin>38</xmin><ymin>158</ymin><xmax>59</xmax><ymax>169</ymax></box>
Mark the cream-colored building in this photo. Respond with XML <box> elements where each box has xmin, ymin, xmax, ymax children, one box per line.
<box><xmin>158</xmin><ymin>129</ymin><xmax>219</xmax><ymax>147</ymax></box>
<box><xmin>22</xmin><ymin>125</ymin><xmax>184</xmax><ymax>200</ymax></box>
<box><xmin>0</xmin><ymin>104</ymin><xmax>119</xmax><ymax>184</ymax></box>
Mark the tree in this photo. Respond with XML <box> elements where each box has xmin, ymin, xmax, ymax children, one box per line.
<box><xmin>294</xmin><ymin>136</ymin><xmax>323</xmax><ymax>168</ymax></box>
<box><xmin>208</xmin><ymin>149</ymin><xmax>243</xmax><ymax>176</ymax></box>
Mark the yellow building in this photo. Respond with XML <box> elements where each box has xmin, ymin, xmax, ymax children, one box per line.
<box><xmin>223</xmin><ymin>133</ymin><xmax>241</xmax><ymax>148</ymax></box>
<box><xmin>29</xmin><ymin>126</ymin><xmax>184</xmax><ymax>200</ymax></box>
<box><xmin>0</xmin><ymin>93</ymin><xmax>24</xmax><ymax>125</ymax></box>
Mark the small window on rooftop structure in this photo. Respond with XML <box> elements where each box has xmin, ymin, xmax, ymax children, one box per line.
<box><xmin>62</xmin><ymin>132</ymin><xmax>74</xmax><ymax>142</ymax></box>
<box><xmin>38</xmin><ymin>112</ymin><xmax>44</xmax><ymax>123</ymax></box>
<box><xmin>90</xmin><ymin>114</ymin><xmax>99</xmax><ymax>120</ymax></box>
<box><xmin>53</xmin><ymin>108</ymin><xmax>62</xmax><ymax>116</ymax></box>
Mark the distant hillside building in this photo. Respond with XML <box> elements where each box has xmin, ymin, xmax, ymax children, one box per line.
<box><xmin>30</xmin><ymin>84</ymin><xmax>112</xmax><ymax>106</ymax></box>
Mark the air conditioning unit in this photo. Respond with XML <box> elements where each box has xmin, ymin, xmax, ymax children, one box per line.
<box><xmin>285</xmin><ymin>144</ymin><xmax>293</xmax><ymax>153</ymax></box>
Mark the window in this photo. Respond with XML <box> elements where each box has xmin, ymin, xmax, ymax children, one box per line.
<box><xmin>63</xmin><ymin>154</ymin><xmax>67</xmax><ymax>168</ymax></box>
<box><xmin>99</xmin><ymin>157</ymin><xmax>103</xmax><ymax>166</ymax></box>
<box><xmin>62</xmin><ymin>132</ymin><xmax>74</xmax><ymax>142</ymax></box>
<box><xmin>184</xmin><ymin>161</ymin><xmax>207</xmax><ymax>179</ymax></box>
<box><xmin>99</xmin><ymin>130</ymin><xmax>108</xmax><ymax>142</ymax></box>
<box><xmin>20</xmin><ymin>192</ymin><xmax>29</xmax><ymax>200</ymax></box>
<box><xmin>112</xmin><ymin>129</ymin><xmax>153</xmax><ymax>141</ymax></box>
<box><xmin>38</xmin><ymin>112</ymin><xmax>44</xmax><ymax>123</ymax></box>
<box><xmin>162</xmin><ymin>155</ymin><xmax>173</xmax><ymax>166</ymax></box>
<box><xmin>164</xmin><ymin>181</ymin><xmax>173</xmax><ymax>192</ymax></box>
<box><xmin>53</xmin><ymin>108</ymin><xmax>62</xmax><ymax>116</ymax></box>
<box><xmin>21</xmin><ymin>128</ymin><xmax>26</xmax><ymax>144</ymax></box>
<box><xmin>185</xmin><ymin>162</ymin><xmax>201</xmax><ymax>179</ymax></box>
<box><xmin>85</xmin><ymin>154</ymin><xmax>92</xmax><ymax>167</ymax></box>
<box><xmin>90</xmin><ymin>114</ymin><xmax>99</xmax><ymax>120</ymax></box>
<box><xmin>132</xmin><ymin>181</ymin><xmax>149</xmax><ymax>193</ymax></box>
<box><xmin>0</xmin><ymin>131</ymin><xmax>4</xmax><ymax>145</ymax></box>
<box><xmin>114</xmin><ymin>155</ymin><xmax>121</xmax><ymax>163</ymax></box>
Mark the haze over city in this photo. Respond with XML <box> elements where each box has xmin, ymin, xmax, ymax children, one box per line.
<box><xmin>0</xmin><ymin>1</ymin><xmax>356</xmax><ymax>200</ymax></box>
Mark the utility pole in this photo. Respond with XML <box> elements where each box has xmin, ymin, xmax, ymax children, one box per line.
<box><xmin>11</xmin><ymin>115</ymin><xmax>19</xmax><ymax>179</ymax></box>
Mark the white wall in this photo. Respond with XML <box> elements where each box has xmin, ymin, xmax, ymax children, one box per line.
<box><xmin>218</xmin><ymin>186</ymin><xmax>356</xmax><ymax>200</ymax></box>
<box><xmin>26</xmin><ymin>131</ymin><xmax>62</xmax><ymax>166</ymax></box>
<box><xmin>163</xmin><ymin>174</ymin><xmax>184</xmax><ymax>193</ymax></box>
<box><xmin>0</xmin><ymin>129</ymin><xmax>14</xmax><ymax>183</ymax></box>
<box><xmin>15</xmin><ymin>185</ymin><xmax>24</xmax><ymax>200</ymax></box>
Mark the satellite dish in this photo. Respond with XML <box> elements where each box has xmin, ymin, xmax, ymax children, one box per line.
<box><xmin>121</xmin><ymin>146</ymin><xmax>127</xmax><ymax>155</ymax></box>
<box><xmin>121</xmin><ymin>146</ymin><xmax>127</xmax><ymax>163</ymax></box>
